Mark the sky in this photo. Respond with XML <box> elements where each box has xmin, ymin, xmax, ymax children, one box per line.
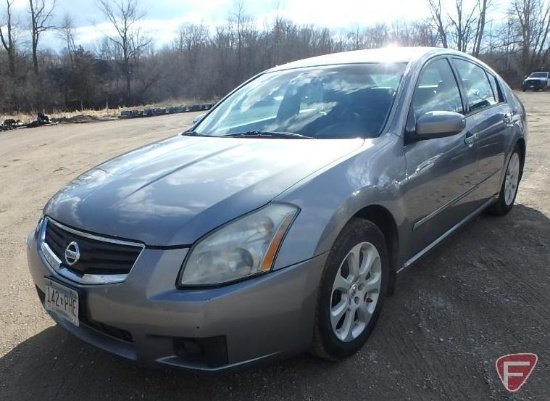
<box><xmin>4</xmin><ymin>0</ymin><xmax>495</xmax><ymax>52</ymax></box>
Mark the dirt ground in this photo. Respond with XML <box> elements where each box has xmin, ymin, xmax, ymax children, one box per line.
<box><xmin>0</xmin><ymin>94</ymin><xmax>549</xmax><ymax>400</ymax></box>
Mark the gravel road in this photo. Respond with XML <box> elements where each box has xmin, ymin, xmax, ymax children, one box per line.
<box><xmin>1</xmin><ymin>95</ymin><xmax>548</xmax><ymax>400</ymax></box>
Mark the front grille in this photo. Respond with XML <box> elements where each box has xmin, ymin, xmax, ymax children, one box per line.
<box><xmin>44</xmin><ymin>219</ymin><xmax>142</xmax><ymax>276</ymax></box>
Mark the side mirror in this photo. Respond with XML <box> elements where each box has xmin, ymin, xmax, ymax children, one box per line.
<box><xmin>410</xmin><ymin>111</ymin><xmax>465</xmax><ymax>141</ymax></box>
<box><xmin>193</xmin><ymin>113</ymin><xmax>206</xmax><ymax>125</ymax></box>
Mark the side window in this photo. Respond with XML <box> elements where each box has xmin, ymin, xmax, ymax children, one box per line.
<box><xmin>487</xmin><ymin>73</ymin><xmax>504</xmax><ymax>103</ymax></box>
<box><xmin>411</xmin><ymin>58</ymin><xmax>463</xmax><ymax>119</ymax></box>
<box><xmin>453</xmin><ymin>59</ymin><xmax>497</xmax><ymax>112</ymax></box>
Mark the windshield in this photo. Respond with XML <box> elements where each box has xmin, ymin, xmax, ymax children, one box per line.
<box><xmin>529</xmin><ymin>72</ymin><xmax>548</xmax><ymax>78</ymax></box>
<box><xmin>194</xmin><ymin>63</ymin><xmax>407</xmax><ymax>139</ymax></box>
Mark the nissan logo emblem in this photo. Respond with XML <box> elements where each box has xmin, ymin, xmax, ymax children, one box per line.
<box><xmin>64</xmin><ymin>241</ymin><xmax>81</xmax><ymax>266</ymax></box>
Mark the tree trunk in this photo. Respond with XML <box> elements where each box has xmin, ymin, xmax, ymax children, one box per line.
<box><xmin>473</xmin><ymin>0</ymin><xmax>488</xmax><ymax>56</ymax></box>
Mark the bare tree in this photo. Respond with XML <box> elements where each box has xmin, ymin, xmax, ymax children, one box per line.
<box><xmin>28</xmin><ymin>0</ymin><xmax>55</xmax><ymax>75</ymax></box>
<box><xmin>97</xmin><ymin>0</ymin><xmax>151</xmax><ymax>103</ymax></box>
<box><xmin>174</xmin><ymin>23</ymin><xmax>209</xmax><ymax>97</ymax></box>
<box><xmin>428</xmin><ymin>0</ymin><xmax>449</xmax><ymax>48</ymax></box>
<box><xmin>446</xmin><ymin>0</ymin><xmax>478</xmax><ymax>52</ymax></box>
<box><xmin>362</xmin><ymin>24</ymin><xmax>389</xmax><ymax>48</ymax></box>
<box><xmin>228</xmin><ymin>1</ymin><xmax>257</xmax><ymax>84</ymax></box>
<box><xmin>175</xmin><ymin>24</ymin><xmax>209</xmax><ymax>54</ymax></box>
<box><xmin>59</xmin><ymin>13</ymin><xmax>77</xmax><ymax>67</ymax></box>
<box><xmin>473</xmin><ymin>0</ymin><xmax>490</xmax><ymax>56</ymax></box>
<box><xmin>0</xmin><ymin>0</ymin><xmax>17</xmax><ymax>77</ymax></box>
<box><xmin>388</xmin><ymin>20</ymin><xmax>439</xmax><ymax>47</ymax></box>
<box><xmin>267</xmin><ymin>17</ymin><xmax>299</xmax><ymax>65</ymax></box>
<box><xmin>428</xmin><ymin>0</ymin><xmax>493</xmax><ymax>54</ymax></box>
<box><xmin>345</xmin><ymin>25</ymin><xmax>364</xmax><ymax>50</ymax></box>
<box><xmin>509</xmin><ymin>0</ymin><xmax>550</xmax><ymax>73</ymax></box>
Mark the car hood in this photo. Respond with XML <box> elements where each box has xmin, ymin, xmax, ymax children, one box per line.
<box><xmin>45</xmin><ymin>135</ymin><xmax>363</xmax><ymax>246</ymax></box>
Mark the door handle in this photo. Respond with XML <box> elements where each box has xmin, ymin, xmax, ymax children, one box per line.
<box><xmin>464</xmin><ymin>132</ymin><xmax>477</xmax><ymax>147</ymax></box>
<box><xmin>503</xmin><ymin>113</ymin><xmax>513</xmax><ymax>125</ymax></box>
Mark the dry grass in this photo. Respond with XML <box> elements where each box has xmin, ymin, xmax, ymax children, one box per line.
<box><xmin>1</xmin><ymin>108</ymin><xmax>119</xmax><ymax>123</ymax></box>
<box><xmin>1</xmin><ymin>98</ymin><xmax>216</xmax><ymax>124</ymax></box>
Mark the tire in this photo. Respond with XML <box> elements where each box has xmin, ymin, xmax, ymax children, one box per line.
<box><xmin>311</xmin><ymin>218</ymin><xmax>389</xmax><ymax>360</ymax></box>
<box><xmin>486</xmin><ymin>145</ymin><xmax>522</xmax><ymax>216</ymax></box>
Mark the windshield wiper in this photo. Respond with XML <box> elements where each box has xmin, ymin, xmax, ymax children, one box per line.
<box><xmin>225</xmin><ymin>131</ymin><xmax>314</xmax><ymax>139</ymax></box>
<box><xmin>181</xmin><ymin>130</ymin><xmax>208</xmax><ymax>137</ymax></box>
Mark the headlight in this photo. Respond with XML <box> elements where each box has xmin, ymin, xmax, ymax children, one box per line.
<box><xmin>179</xmin><ymin>204</ymin><xmax>298</xmax><ymax>286</ymax></box>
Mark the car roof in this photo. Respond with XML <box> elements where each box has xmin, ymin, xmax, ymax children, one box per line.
<box><xmin>268</xmin><ymin>47</ymin><xmax>467</xmax><ymax>72</ymax></box>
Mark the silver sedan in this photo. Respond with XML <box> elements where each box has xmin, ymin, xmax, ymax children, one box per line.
<box><xmin>27</xmin><ymin>47</ymin><xmax>526</xmax><ymax>372</ymax></box>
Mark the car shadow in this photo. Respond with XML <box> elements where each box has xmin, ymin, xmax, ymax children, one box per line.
<box><xmin>2</xmin><ymin>204</ymin><xmax>549</xmax><ymax>400</ymax></box>
<box><xmin>0</xmin><ymin>324</ymin><xmax>342</xmax><ymax>400</ymax></box>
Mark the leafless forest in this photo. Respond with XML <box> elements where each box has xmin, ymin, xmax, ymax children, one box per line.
<box><xmin>1</xmin><ymin>0</ymin><xmax>550</xmax><ymax>113</ymax></box>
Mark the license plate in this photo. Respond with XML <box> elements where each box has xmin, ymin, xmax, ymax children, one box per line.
<box><xmin>44</xmin><ymin>278</ymin><xmax>79</xmax><ymax>326</ymax></box>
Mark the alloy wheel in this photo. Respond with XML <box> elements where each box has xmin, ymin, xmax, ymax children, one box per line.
<box><xmin>329</xmin><ymin>242</ymin><xmax>382</xmax><ymax>342</ymax></box>
<box><xmin>504</xmin><ymin>152</ymin><xmax>520</xmax><ymax>206</ymax></box>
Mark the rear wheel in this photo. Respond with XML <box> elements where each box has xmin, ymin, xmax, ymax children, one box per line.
<box><xmin>311</xmin><ymin>218</ymin><xmax>389</xmax><ymax>360</ymax></box>
<box><xmin>487</xmin><ymin>146</ymin><xmax>522</xmax><ymax>216</ymax></box>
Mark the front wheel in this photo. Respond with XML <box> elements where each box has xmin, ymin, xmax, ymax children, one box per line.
<box><xmin>486</xmin><ymin>146</ymin><xmax>522</xmax><ymax>216</ymax></box>
<box><xmin>311</xmin><ymin>218</ymin><xmax>389</xmax><ymax>360</ymax></box>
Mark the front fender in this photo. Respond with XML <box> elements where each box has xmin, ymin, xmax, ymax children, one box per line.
<box><xmin>273</xmin><ymin>134</ymin><xmax>406</xmax><ymax>270</ymax></box>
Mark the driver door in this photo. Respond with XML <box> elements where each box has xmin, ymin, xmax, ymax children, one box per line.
<box><xmin>402</xmin><ymin>57</ymin><xmax>480</xmax><ymax>259</ymax></box>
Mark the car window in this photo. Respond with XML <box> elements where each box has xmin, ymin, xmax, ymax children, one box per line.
<box><xmin>453</xmin><ymin>59</ymin><xmax>497</xmax><ymax>113</ymax></box>
<box><xmin>529</xmin><ymin>72</ymin><xmax>548</xmax><ymax>78</ymax></box>
<box><xmin>195</xmin><ymin>63</ymin><xmax>407</xmax><ymax>138</ymax></box>
<box><xmin>411</xmin><ymin>58</ymin><xmax>463</xmax><ymax>119</ymax></box>
<box><xmin>487</xmin><ymin>73</ymin><xmax>504</xmax><ymax>103</ymax></box>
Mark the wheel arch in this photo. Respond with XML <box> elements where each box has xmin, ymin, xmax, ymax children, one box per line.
<box><xmin>516</xmin><ymin>137</ymin><xmax>526</xmax><ymax>181</ymax></box>
<box><xmin>353</xmin><ymin>204</ymin><xmax>399</xmax><ymax>296</ymax></box>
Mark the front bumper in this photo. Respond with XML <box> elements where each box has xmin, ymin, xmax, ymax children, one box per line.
<box><xmin>523</xmin><ymin>79</ymin><xmax>547</xmax><ymax>90</ymax></box>
<box><xmin>27</xmin><ymin>231</ymin><xmax>327</xmax><ymax>372</ymax></box>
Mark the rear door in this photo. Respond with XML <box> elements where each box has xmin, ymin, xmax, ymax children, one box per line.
<box><xmin>403</xmin><ymin>57</ymin><xmax>480</xmax><ymax>258</ymax></box>
<box><xmin>452</xmin><ymin>58</ymin><xmax>510</xmax><ymax>201</ymax></box>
